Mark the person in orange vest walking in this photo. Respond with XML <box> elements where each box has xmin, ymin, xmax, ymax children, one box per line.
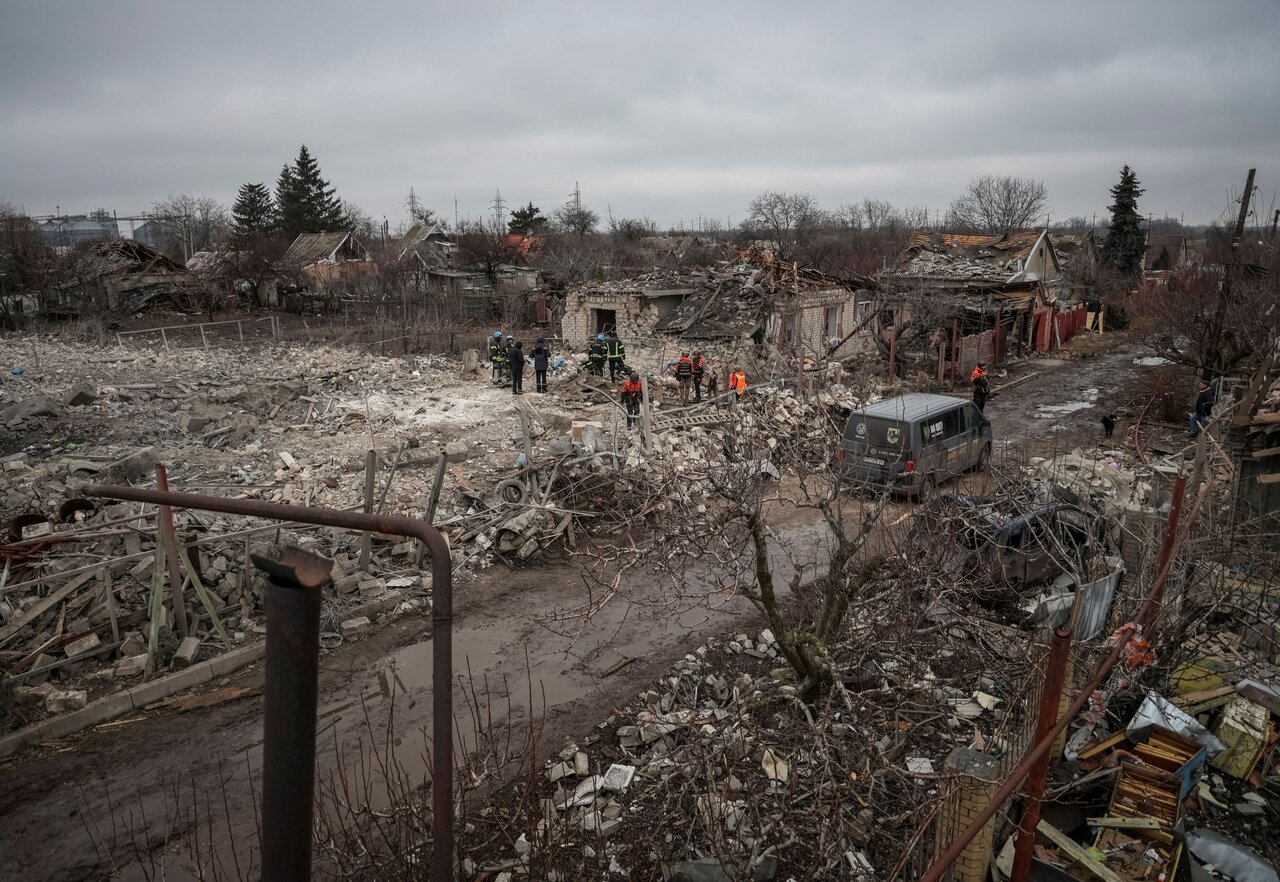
<box><xmin>728</xmin><ymin>367</ymin><xmax>748</xmax><ymax>404</ymax></box>
<box><xmin>673</xmin><ymin>351</ymin><xmax>694</xmax><ymax>405</ymax></box>
<box><xmin>970</xmin><ymin>361</ymin><xmax>990</xmax><ymax>412</ymax></box>
<box><xmin>619</xmin><ymin>371</ymin><xmax>643</xmax><ymax>428</ymax></box>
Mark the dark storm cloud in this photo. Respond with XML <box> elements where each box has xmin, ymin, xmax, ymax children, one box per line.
<box><xmin>1</xmin><ymin>0</ymin><xmax>1277</xmax><ymax>228</ymax></box>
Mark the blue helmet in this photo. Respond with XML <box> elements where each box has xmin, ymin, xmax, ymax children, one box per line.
<box><xmin>597</xmin><ymin>333</ymin><xmax>606</xmax><ymax>341</ymax></box>
<box><xmin>536</xmin><ymin>336</ymin><xmax>545</xmax><ymax>345</ymax></box>
<box><xmin>493</xmin><ymin>331</ymin><xmax>502</xmax><ymax>338</ymax></box>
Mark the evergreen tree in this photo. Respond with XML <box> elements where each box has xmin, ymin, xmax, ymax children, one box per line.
<box><xmin>508</xmin><ymin>201</ymin><xmax>547</xmax><ymax>235</ymax></box>
<box><xmin>230</xmin><ymin>182</ymin><xmax>275</xmax><ymax>240</ymax></box>
<box><xmin>1101</xmin><ymin>165</ymin><xmax>1146</xmax><ymax>276</ymax></box>
<box><xmin>274</xmin><ymin>145</ymin><xmax>347</xmax><ymax>239</ymax></box>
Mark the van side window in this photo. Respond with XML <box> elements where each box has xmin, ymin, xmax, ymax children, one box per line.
<box><xmin>942</xmin><ymin>407</ymin><xmax>964</xmax><ymax>439</ymax></box>
<box><xmin>923</xmin><ymin>419</ymin><xmax>945</xmax><ymax>444</ymax></box>
<box><xmin>964</xmin><ymin>404</ymin><xmax>982</xmax><ymax>430</ymax></box>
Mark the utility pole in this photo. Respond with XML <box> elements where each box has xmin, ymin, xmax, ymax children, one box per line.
<box><xmin>1205</xmin><ymin>168</ymin><xmax>1256</xmax><ymax>380</ymax></box>
<box><xmin>405</xmin><ymin>187</ymin><xmax>421</xmax><ymax>223</ymax></box>
<box><xmin>490</xmin><ymin>188</ymin><xmax>506</xmax><ymax>230</ymax></box>
<box><xmin>569</xmin><ymin>182</ymin><xmax>582</xmax><ymax>212</ymax></box>
<box><xmin>454</xmin><ymin>194</ymin><xmax>459</xmax><ymax>230</ymax></box>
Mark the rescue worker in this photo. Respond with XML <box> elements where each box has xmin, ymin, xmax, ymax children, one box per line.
<box><xmin>487</xmin><ymin>331</ymin><xmax>505</xmax><ymax>384</ymax></box>
<box><xmin>674</xmin><ymin>350</ymin><xmax>694</xmax><ymax>405</ymax></box>
<box><xmin>620</xmin><ymin>371</ymin><xmax>643</xmax><ymax>428</ymax></box>
<box><xmin>728</xmin><ymin>367</ymin><xmax>748</xmax><ymax>404</ymax></box>
<box><xmin>509</xmin><ymin>340</ymin><xmax>525</xmax><ymax>395</ymax></box>
<box><xmin>531</xmin><ymin>336</ymin><xmax>551</xmax><ymax>394</ymax></box>
<box><xmin>587</xmin><ymin>333</ymin><xmax>607</xmax><ymax>377</ymax></box>
<box><xmin>691</xmin><ymin>351</ymin><xmax>706</xmax><ymax>403</ymax></box>
<box><xmin>971</xmin><ymin>361</ymin><xmax>990</xmax><ymax>413</ymax></box>
<box><xmin>1189</xmin><ymin>380</ymin><xmax>1215</xmax><ymax>438</ymax></box>
<box><xmin>606</xmin><ymin>333</ymin><xmax>628</xmax><ymax>382</ymax></box>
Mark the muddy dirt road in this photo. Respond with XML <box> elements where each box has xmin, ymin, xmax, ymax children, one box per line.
<box><xmin>0</xmin><ymin>340</ymin><xmax>1161</xmax><ymax>881</ymax></box>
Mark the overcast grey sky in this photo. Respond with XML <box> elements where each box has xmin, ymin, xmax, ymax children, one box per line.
<box><xmin>2</xmin><ymin>0</ymin><xmax>1278</xmax><ymax>230</ymax></box>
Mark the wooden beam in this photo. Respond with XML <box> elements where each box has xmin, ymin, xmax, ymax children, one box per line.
<box><xmin>0</xmin><ymin>572</ymin><xmax>96</xmax><ymax>648</ymax></box>
<box><xmin>1036</xmin><ymin>819</ymin><xmax>1127</xmax><ymax>882</ymax></box>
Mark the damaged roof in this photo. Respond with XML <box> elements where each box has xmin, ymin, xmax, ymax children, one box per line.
<box><xmin>655</xmin><ymin>249</ymin><xmax>878</xmax><ymax>339</ymax></box>
<box><xmin>76</xmin><ymin>239</ymin><xmax>186</xmax><ymax>276</ymax></box>
<box><xmin>896</xmin><ymin>229</ymin><xmax>1057</xmax><ymax>284</ymax></box>
<box><xmin>284</xmin><ymin>232</ymin><xmax>370</xmax><ymax>266</ymax></box>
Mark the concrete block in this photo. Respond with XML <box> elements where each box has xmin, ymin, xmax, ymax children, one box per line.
<box><xmin>62</xmin><ymin>381</ymin><xmax>98</xmax><ymax>407</ymax></box>
<box><xmin>340</xmin><ymin>616</ymin><xmax>372</xmax><ymax>637</ymax></box>
<box><xmin>127</xmin><ymin>662</ymin><xmax>214</xmax><ymax>709</ymax></box>
<box><xmin>120</xmin><ymin>634</ymin><xmax>147</xmax><ymax>657</ymax></box>
<box><xmin>173</xmin><ymin>636</ymin><xmax>202</xmax><ymax>668</ymax></box>
<box><xmin>114</xmin><ymin>655</ymin><xmax>146</xmax><ymax>678</ymax></box>
<box><xmin>206</xmin><ymin>642</ymin><xmax>265</xmax><ymax>676</ymax></box>
<box><xmin>64</xmin><ymin>632</ymin><xmax>101</xmax><ymax>658</ymax></box>
<box><xmin>45</xmin><ymin>689</ymin><xmax>89</xmax><ymax>714</ymax></box>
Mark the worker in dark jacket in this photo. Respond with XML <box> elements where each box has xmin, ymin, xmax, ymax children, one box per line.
<box><xmin>691</xmin><ymin>351</ymin><xmax>706</xmax><ymax>403</ymax></box>
<box><xmin>509</xmin><ymin>337</ymin><xmax>524</xmax><ymax>394</ymax></box>
<box><xmin>531</xmin><ymin>337</ymin><xmax>551</xmax><ymax>393</ymax></box>
<box><xmin>587</xmin><ymin>334</ymin><xmax>607</xmax><ymax>377</ymax></box>
<box><xmin>1189</xmin><ymin>380</ymin><xmax>1215</xmax><ymax>438</ymax></box>
<box><xmin>606</xmin><ymin>333</ymin><xmax>628</xmax><ymax>381</ymax></box>
<box><xmin>620</xmin><ymin>372</ymin><xmax>643</xmax><ymax>428</ymax></box>
<box><xmin>488</xmin><ymin>331</ymin><xmax>506</xmax><ymax>384</ymax></box>
<box><xmin>674</xmin><ymin>351</ymin><xmax>694</xmax><ymax>405</ymax></box>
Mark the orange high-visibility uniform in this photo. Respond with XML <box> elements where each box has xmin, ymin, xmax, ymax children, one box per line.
<box><xmin>970</xmin><ymin>365</ymin><xmax>987</xmax><ymax>383</ymax></box>
<box><xmin>728</xmin><ymin>371</ymin><xmax>748</xmax><ymax>395</ymax></box>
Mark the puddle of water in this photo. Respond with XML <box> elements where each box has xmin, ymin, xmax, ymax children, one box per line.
<box><xmin>1037</xmin><ymin>387</ymin><xmax>1099</xmax><ymax>416</ymax></box>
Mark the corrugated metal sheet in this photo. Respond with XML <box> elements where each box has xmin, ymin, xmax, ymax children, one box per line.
<box><xmin>1072</xmin><ymin>556</ymin><xmax>1125</xmax><ymax>640</ymax></box>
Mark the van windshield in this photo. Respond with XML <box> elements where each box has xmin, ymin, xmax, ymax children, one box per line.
<box><xmin>847</xmin><ymin>416</ymin><xmax>911</xmax><ymax>452</ymax></box>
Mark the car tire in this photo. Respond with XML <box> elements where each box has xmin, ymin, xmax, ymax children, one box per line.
<box><xmin>974</xmin><ymin>444</ymin><xmax>991</xmax><ymax>473</ymax></box>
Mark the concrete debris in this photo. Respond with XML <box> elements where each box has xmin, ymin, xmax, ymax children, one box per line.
<box><xmin>62</xmin><ymin>382</ymin><xmax>98</xmax><ymax>407</ymax></box>
<box><xmin>172</xmin><ymin>636</ymin><xmax>202</xmax><ymax>668</ymax></box>
<box><xmin>44</xmin><ymin>689</ymin><xmax>89</xmax><ymax>713</ymax></box>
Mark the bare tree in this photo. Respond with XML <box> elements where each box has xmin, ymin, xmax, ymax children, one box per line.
<box><xmin>607</xmin><ymin>215</ymin><xmax>657</xmax><ymax>241</ymax></box>
<box><xmin>743</xmin><ymin>191</ymin><xmax>821</xmax><ymax>263</ymax></box>
<box><xmin>148</xmin><ymin>194</ymin><xmax>230</xmax><ymax>261</ymax></box>
<box><xmin>456</xmin><ymin>217</ymin><xmax>524</xmax><ymax>284</ymax></box>
<box><xmin>553</xmin><ymin>203</ymin><xmax>599</xmax><ymax>237</ymax></box>
<box><xmin>945</xmin><ymin>175</ymin><xmax>1049</xmax><ymax>233</ymax></box>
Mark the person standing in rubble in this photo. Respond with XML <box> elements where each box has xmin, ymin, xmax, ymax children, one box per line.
<box><xmin>509</xmin><ymin>340</ymin><xmax>525</xmax><ymax>395</ymax></box>
<box><xmin>1189</xmin><ymin>379</ymin><xmax>1216</xmax><ymax>438</ymax></box>
<box><xmin>531</xmin><ymin>336</ymin><xmax>551</xmax><ymax>394</ymax></box>
<box><xmin>691</xmin><ymin>351</ymin><xmax>706</xmax><ymax>403</ymax></box>
<box><xmin>674</xmin><ymin>350</ymin><xmax>694</xmax><ymax>405</ymax></box>
<box><xmin>620</xmin><ymin>371</ymin><xmax>643</xmax><ymax>428</ymax></box>
<box><xmin>606</xmin><ymin>332</ymin><xmax>628</xmax><ymax>382</ymax></box>
<box><xmin>488</xmin><ymin>331</ymin><xmax>506</xmax><ymax>384</ymax></box>
<box><xmin>971</xmin><ymin>361</ymin><xmax>990</xmax><ymax>413</ymax></box>
<box><xmin>728</xmin><ymin>367</ymin><xmax>748</xmax><ymax>403</ymax></box>
<box><xmin>588</xmin><ymin>334</ymin><xmax>607</xmax><ymax>377</ymax></box>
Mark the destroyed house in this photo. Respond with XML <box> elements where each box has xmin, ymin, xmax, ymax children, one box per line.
<box><xmin>654</xmin><ymin>255</ymin><xmax>879</xmax><ymax>358</ymax></box>
<box><xmin>47</xmin><ymin>238</ymin><xmax>189</xmax><ymax>314</ymax></box>
<box><xmin>395</xmin><ymin>222</ymin><xmax>456</xmax><ymax>270</ymax></box>
<box><xmin>889</xmin><ymin>229</ymin><xmax>1088</xmax><ymax>374</ymax></box>
<box><xmin>282</xmin><ymin>231</ymin><xmax>374</xmax><ymax>293</ymax></box>
<box><xmin>561</xmin><ymin>275</ymin><xmax>700</xmax><ymax>343</ymax></box>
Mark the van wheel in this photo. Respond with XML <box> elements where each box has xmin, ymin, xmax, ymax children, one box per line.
<box><xmin>974</xmin><ymin>444</ymin><xmax>991</xmax><ymax>473</ymax></box>
<box><xmin>914</xmin><ymin>475</ymin><xmax>938</xmax><ymax>504</ymax></box>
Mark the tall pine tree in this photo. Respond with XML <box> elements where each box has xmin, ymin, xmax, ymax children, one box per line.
<box><xmin>230</xmin><ymin>182</ymin><xmax>275</xmax><ymax>241</ymax></box>
<box><xmin>1101</xmin><ymin>165</ymin><xmax>1146</xmax><ymax>276</ymax></box>
<box><xmin>274</xmin><ymin>145</ymin><xmax>347</xmax><ymax>239</ymax></box>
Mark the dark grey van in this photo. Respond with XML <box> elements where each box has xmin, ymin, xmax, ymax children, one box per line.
<box><xmin>839</xmin><ymin>393</ymin><xmax>991</xmax><ymax>496</ymax></box>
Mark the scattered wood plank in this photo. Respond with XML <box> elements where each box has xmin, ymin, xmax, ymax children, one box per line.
<box><xmin>0</xmin><ymin>572</ymin><xmax>95</xmax><ymax>648</ymax></box>
<box><xmin>151</xmin><ymin>685</ymin><xmax>259</xmax><ymax>713</ymax></box>
<box><xmin>603</xmin><ymin>656</ymin><xmax>637</xmax><ymax>676</ymax></box>
<box><xmin>1036</xmin><ymin>819</ymin><xmax>1127</xmax><ymax>882</ymax></box>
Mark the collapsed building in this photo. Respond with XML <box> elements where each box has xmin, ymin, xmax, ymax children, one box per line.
<box><xmin>887</xmin><ymin>230</ymin><xmax>1091</xmax><ymax>380</ymax></box>
<box><xmin>560</xmin><ymin>251</ymin><xmax>881</xmax><ymax>372</ymax></box>
<box><xmin>45</xmin><ymin>238</ymin><xmax>191</xmax><ymax>315</ymax></box>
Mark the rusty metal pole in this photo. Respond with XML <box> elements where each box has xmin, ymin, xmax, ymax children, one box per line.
<box><xmin>918</xmin><ymin>476</ymin><xmax>1187</xmax><ymax>882</ymax></box>
<box><xmin>888</xmin><ymin>323</ymin><xmax>898</xmax><ymax>384</ymax></box>
<box><xmin>1011</xmin><ymin>626</ymin><xmax>1072</xmax><ymax>882</ymax></box>
<box><xmin>81</xmin><ymin>485</ymin><xmax>457</xmax><ymax>881</ymax></box>
<box><xmin>154</xmin><ymin>463</ymin><xmax>189</xmax><ymax>637</ymax></box>
<box><xmin>257</xmin><ymin>547</ymin><xmax>331</xmax><ymax>882</ymax></box>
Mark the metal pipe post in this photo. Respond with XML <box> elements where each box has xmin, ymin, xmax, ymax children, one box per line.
<box><xmin>81</xmin><ymin>485</ymin><xmax>457</xmax><ymax>881</ymax></box>
<box><xmin>259</xmin><ymin>549</ymin><xmax>327</xmax><ymax>882</ymax></box>
<box><xmin>1011</xmin><ymin>626</ymin><xmax>1072</xmax><ymax>882</ymax></box>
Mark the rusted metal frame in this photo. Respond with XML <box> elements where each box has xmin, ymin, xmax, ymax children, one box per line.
<box><xmin>82</xmin><ymin>484</ymin><xmax>457</xmax><ymax>882</ymax></box>
<box><xmin>919</xmin><ymin>475</ymin><xmax>1187</xmax><ymax>882</ymax></box>
<box><xmin>154</xmin><ymin>463</ymin><xmax>190</xmax><ymax>637</ymax></box>
<box><xmin>1011</xmin><ymin>626</ymin><xmax>1072</xmax><ymax>882</ymax></box>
